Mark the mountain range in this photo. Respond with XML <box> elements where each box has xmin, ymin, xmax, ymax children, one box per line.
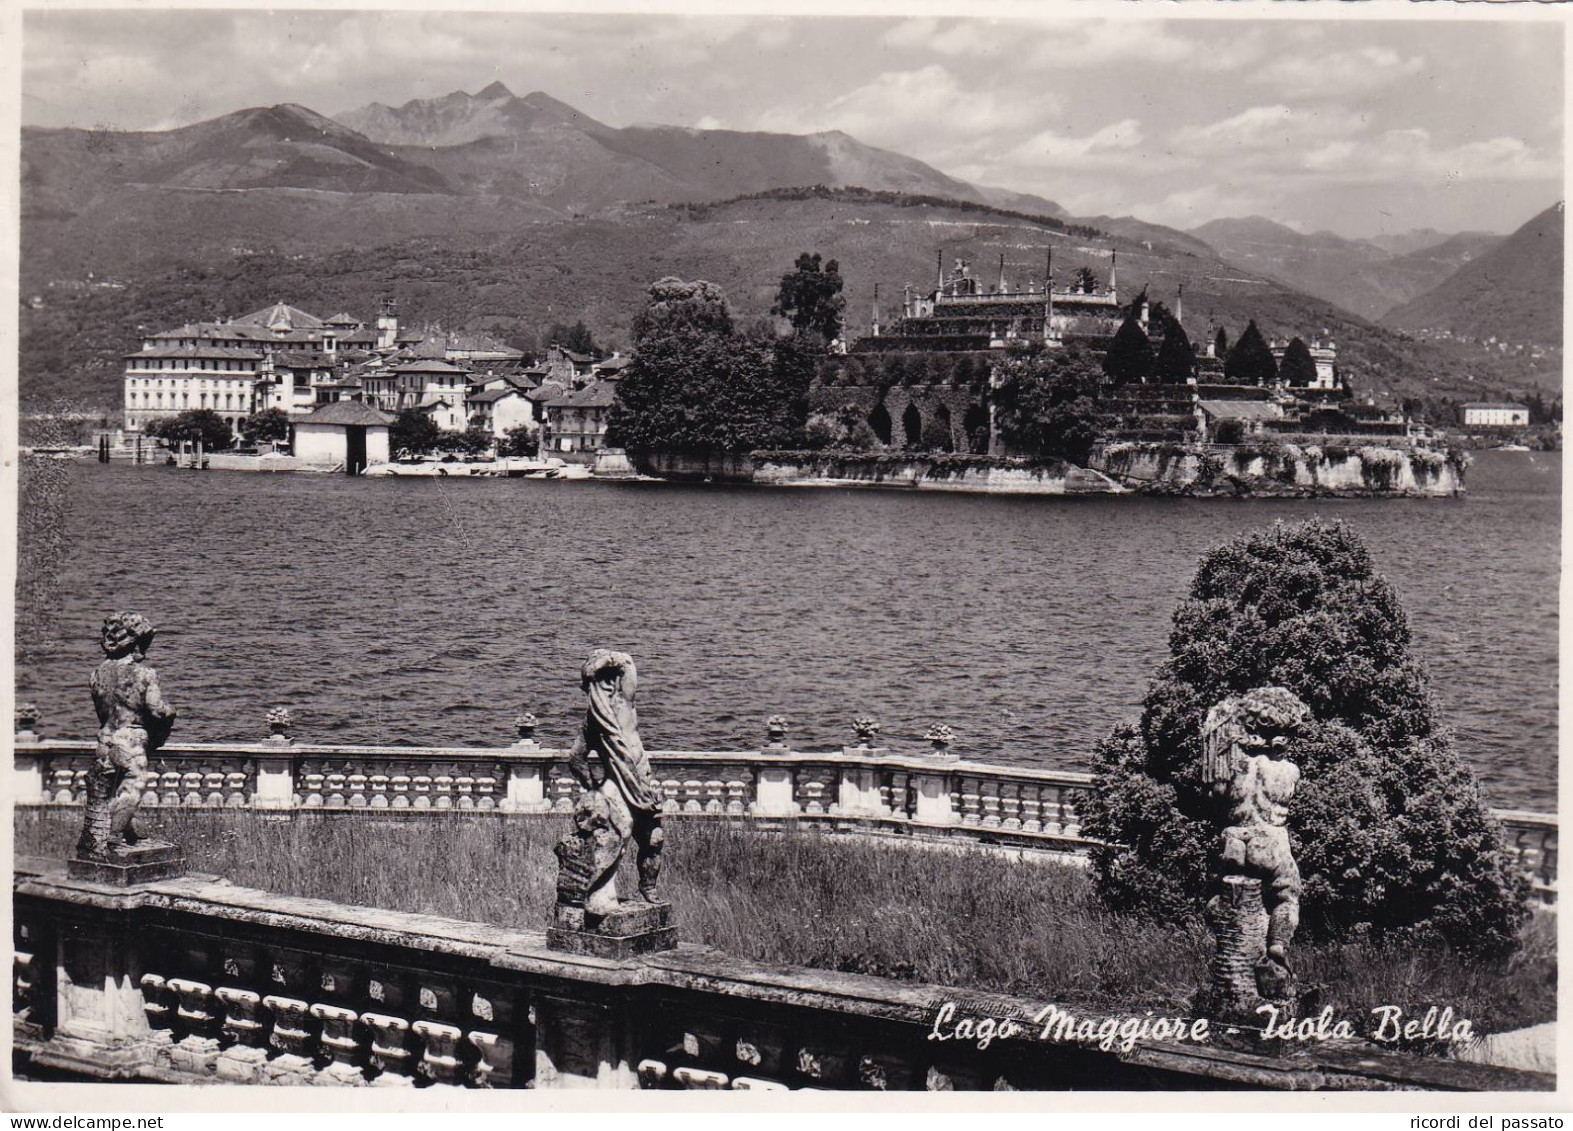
<box><xmin>19</xmin><ymin>84</ymin><xmax>1561</xmax><ymax>410</ymax></box>
<box><xmin>1188</xmin><ymin>216</ymin><xmax>1503</xmax><ymax>323</ymax></box>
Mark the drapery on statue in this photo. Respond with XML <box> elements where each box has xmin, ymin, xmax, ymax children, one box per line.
<box><xmin>548</xmin><ymin>650</ymin><xmax>675</xmax><ymax>956</ymax></box>
<box><xmin>77</xmin><ymin>612</ymin><xmax>178</xmax><ymax>860</ymax></box>
<box><xmin>1198</xmin><ymin>686</ymin><xmax>1311</xmax><ymax>1015</ymax></box>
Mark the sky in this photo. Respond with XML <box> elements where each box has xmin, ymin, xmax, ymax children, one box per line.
<box><xmin>20</xmin><ymin>8</ymin><xmax>1565</xmax><ymax>240</ymax></box>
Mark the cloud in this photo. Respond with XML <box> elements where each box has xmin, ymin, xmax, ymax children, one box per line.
<box><xmin>880</xmin><ymin>18</ymin><xmax>1266</xmax><ymax>74</ymax></box>
<box><xmin>758</xmin><ymin>64</ymin><xmax>1054</xmax><ymax>166</ymax></box>
<box><xmin>1253</xmin><ymin>46</ymin><xmax>1425</xmax><ymax>99</ymax></box>
<box><xmin>998</xmin><ymin>118</ymin><xmax>1146</xmax><ymax>173</ymax></box>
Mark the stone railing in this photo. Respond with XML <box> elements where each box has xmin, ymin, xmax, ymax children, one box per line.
<box><xmin>12</xmin><ymin>861</ymin><xmax>1551</xmax><ymax>1091</ymax></box>
<box><xmin>12</xmin><ymin>728</ymin><xmax>1556</xmax><ymax>903</ymax></box>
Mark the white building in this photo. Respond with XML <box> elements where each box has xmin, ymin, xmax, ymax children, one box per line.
<box><xmin>292</xmin><ymin>400</ymin><xmax>394</xmax><ymax>474</ymax></box>
<box><xmin>362</xmin><ymin>360</ymin><xmax>472</xmax><ymax>432</ymax></box>
<box><xmin>121</xmin><ymin>345</ymin><xmax>265</xmax><ymax>434</ymax></box>
<box><xmin>466</xmin><ymin>375</ymin><xmax>539</xmax><ymax>440</ymax></box>
<box><xmin>1462</xmin><ymin>402</ymin><xmax>1531</xmax><ymax>428</ymax></box>
<box><xmin>122</xmin><ymin>301</ymin><xmax>419</xmax><ymax>436</ymax></box>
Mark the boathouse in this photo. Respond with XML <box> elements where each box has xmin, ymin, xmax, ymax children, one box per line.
<box><xmin>292</xmin><ymin>399</ymin><xmax>394</xmax><ymax>474</ymax></box>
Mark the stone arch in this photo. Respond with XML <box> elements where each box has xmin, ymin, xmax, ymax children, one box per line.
<box><xmin>963</xmin><ymin>404</ymin><xmax>990</xmax><ymax>454</ymax></box>
<box><xmin>902</xmin><ymin>403</ymin><xmax>923</xmax><ymax>448</ymax></box>
<box><xmin>868</xmin><ymin>403</ymin><xmax>893</xmax><ymax>445</ymax></box>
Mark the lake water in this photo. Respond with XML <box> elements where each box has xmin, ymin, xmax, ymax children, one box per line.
<box><xmin>14</xmin><ymin>450</ymin><xmax>1560</xmax><ymax>810</ymax></box>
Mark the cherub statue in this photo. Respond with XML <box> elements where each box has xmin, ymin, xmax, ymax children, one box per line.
<box><xmin>563</xmin><ymin>649</ymin><xmax>665</xmax><ymax>904</ymax></box>
<box><xmin>1200</xmin><ymin>686</ymin><xmax>1311</xmax><ymax>1004</ymax></box>
<box><xmin>77</xmin><ymin>613</ymin><xmax>177</xmax><ymax>859</ymax></box>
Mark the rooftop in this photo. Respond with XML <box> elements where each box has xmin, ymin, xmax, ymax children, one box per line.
<box><xmin>300</xmin><ymin>400</ymin><xmax>395</xmax><ymax>427</ymax></box>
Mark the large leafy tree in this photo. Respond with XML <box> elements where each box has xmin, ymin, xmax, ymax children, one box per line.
<box><xmin>991</xmin><ymin>345</ymin><xmax>1103</xmax><ymax>465</ymax></box>
<box><xmin>390</xmin><ymin>409</ymin><xmax>440</xmax><ymax>456</ymax></box>
<box><xmin>240</xmin><ymin>407</ymin><xmax>291</xmax><ymax>445</ymax></box>
<box><xmin>772</xmin><ymin>252</ymin><xmax>846</xmax><ymax>342</ymax></box>
<box><xmin>608</xmin><ymin>277</ymin><xmax>810</xmax><ymax>454</ymax></box>
<box><xmin>1081</xmin><ymin>518</ymin><xmax>1530</xmax><ymax>956</ymax></box>
<box><xmin>1279</xmin><ymin>337</ymin><xmax>1319</xmax><ymax>387</ymax></box>
<box><xmin>1224</xmin><ymin>319</ymin><xmax>1278</xmax><ymax>386</ymax></box>
<box><xmin>547</xmin><ymin>320</ymin><xmax>598</xmax><ymax>356</ymax></box>
<box><xmin>147</xmin><ymin>409</ymin><xmax>233</xmax><ymax>451</ymax></box>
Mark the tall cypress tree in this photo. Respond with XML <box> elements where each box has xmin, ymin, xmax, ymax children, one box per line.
<box><xmin>1224</xmin><ymin>319</ymin><xmax>1277</xmax><ymax>386</ymax></box>
<box><xmin>1154</xmin><ymin>315</ymin><xmax>1196</xmax><ymax>385</ymax></box>
<box><xmin>1214</xmin><ymin>326</ymin><xmax>1229</xmax><ymax>359</ymax></box>
<box><xmin>1103</xmin><ymin>314</ymin><xmax>1155</xmax><ymax>385</ymax></box>
<box><xmin>1279</xmin><ymin>336</ymin><xmax>1318</xmax><ymax>386</ymax></box>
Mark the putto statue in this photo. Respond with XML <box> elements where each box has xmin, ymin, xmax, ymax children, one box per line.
<box><xmin>1197</xmin><ymin>686</ymin><xmax>1311</xmax><ymax>1016</ymax></box>
<box><xmin>548</xmin><ymin>650</ymin><xmax>674</xmax><ymax>956</ymax></box>
<box><xmin>77</xmin><ymin>613</ymin><xmax>178</xmax><ymax>862</ymax></box>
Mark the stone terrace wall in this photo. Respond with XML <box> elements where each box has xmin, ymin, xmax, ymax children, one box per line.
<box><xmin>13</xmin><ymin>863</ymin><xmax>1553</xmax><ymax>1091</ymax></box>
<box><xmin>1090</xmin><ymin>442</ymin><xmax>1466</xmax><ymax>498</ymax></box>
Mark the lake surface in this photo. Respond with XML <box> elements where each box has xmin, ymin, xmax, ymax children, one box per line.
<box><xmin>15</xmin><ymin>450</ymin><xmax>1559</xmax><ymax>810</ymax></box>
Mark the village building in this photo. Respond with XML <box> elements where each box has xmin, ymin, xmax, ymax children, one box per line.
<box><xmin>362</xmin><ymin>359</ymin><xmax>473</xmax><ymax>432</ymax></box>
<box><xmin>1461</xmin><ymin>402</ymin><xmax>1531</xmax><ymax>428</ymax></box>
<box><xmin>540</xmin><ymin>381</ymin><xmax>618</xmax><ymax>459</ymax></box>
<box><xmin>121</xmin><ymin>300</ymin><xmax>420</xmax><ymax>435</ymax></box>
<box><xmin>292</xmin><ymin>399</ymin><xmax>395</xmax><ymax>474</ymax></box>
<box><xmin>467</xmin><ymin>373</ymin><xmax>539</xmax><ymax>439</ymax></box>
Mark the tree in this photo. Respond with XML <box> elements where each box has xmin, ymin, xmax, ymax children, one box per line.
<box><xmin>772</xmin><ymin>252</ymin><xmax>846</xmax><ymax>342</ymax></box>
<box><xmin>497</xmin><ymin>424</ymin><xmax>539</xmax><ymax>458</ymax></box>
<box><xmin>1102</xmin><ymin>294</ymin><xmax>1155</xmax><ymax>385</ymax></box>
<box><xmin>147</xmin><ymin>409</ymin><xmax>232</xmax><ymax>452</ymax></box>
<box><xmin>390</xmin><ymin>409</ymin><xmax>440</xmax><ymax>457</ymax></box>
<box><xmin>1224</xmin><ymin>319</ymin><xmax>1277</xmax><ymax>386</ymax></box>
<box><xmin>240</xmin><ymin>407</ymin><xmax>291</xmax><ymax>445</ymax></box>
<box><xmin>439</xmin><ymin>424</ymin><xmax>495</xmax><ymax>457</ymax></box>
<box><xmin>1214</xmin><ymin>326</ymin><xmax>1229</xmax><ymax>360</ymax></box>
<box><xmin>547</xmin><ymin>320</ymin><xmax>598</xmax><ymax>356</ymax></box>
<box><xmin>1075</xmin><ymin>266</ymin><xmax>1098</xmax><ymax>294</ymax></box>
<box><xmin>1279</xmin><ymin>337</ymin><xmax>1318</xmax><ymax>387</ymax></box>
<box><xmin>1080</xmin><ymin>518</ymin><xmax>1530</xmax><ymax>956</ymax></box>
<box><xmin>991</xmin><ymin>346</ymin><xmax>1104</xmax><ymax>465</ymax></box>
<box><xmin>607</xmin><ymin>277</ymin><xmax>811</xmax><ymax>454</ymax></box>
<box><xmin>1153</xmin><ymin>312</ymin><xmax>1196</xmax><ymax>385</ymax></box>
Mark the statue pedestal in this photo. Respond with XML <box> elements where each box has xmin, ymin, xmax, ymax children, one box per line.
<box><xmin>547</xmin><ymin>900</ymin><xmax>676</xmax><ymax>959</ymax></box>
<box><xmin>68</xmin><ymin>841</ymin><xmax>185</xmax><ymax>886</ymax></box>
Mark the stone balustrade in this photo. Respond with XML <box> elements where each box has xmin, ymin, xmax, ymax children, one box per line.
<box><xmin>12</xmin><ymin>735</ymin><xmax>1556</xmax><ymax>902</ymax></box>
<box><xmin>12</xmin><ymin>860</ymin><xmax>1552</xmax><ymax>1092</ymax></box>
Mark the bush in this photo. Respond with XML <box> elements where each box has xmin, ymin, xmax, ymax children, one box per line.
<box><xmin>1212</xmin><ymin>418</ymin><xmax>1245</xmax><ymax>445</ymax></box>
<box><xmin>497</xmin><ymin>424</ymin><xmax>539</xmax><ymax>458</ymax></box>
<box><xmin>1081</xmin><ymin>518</ymin><xmax>1530</xmax><ymax>956</ymax></box>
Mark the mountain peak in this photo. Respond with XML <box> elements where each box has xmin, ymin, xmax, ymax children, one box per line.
<box><xmin>475</xmin><ymin>81</ymin><xmax>514</xmax><ymax>100</ymax></box>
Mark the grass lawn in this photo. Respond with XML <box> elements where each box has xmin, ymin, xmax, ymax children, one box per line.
<box><xmin>14</xmin><ymin>808</ymin><xmax>1555</xmax><ymax>1037</ymax></box>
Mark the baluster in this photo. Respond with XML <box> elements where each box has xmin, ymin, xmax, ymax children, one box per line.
<box><xmin>368</xmin><ymin>773</ymin><xmax>391</xmax><ymax>808</ymax></box>
<box><xmin>725</xmin><ymin>775</ymin><xmax>747</xmax><ymax>815</ymax></box>
<box><xmin>301</xmin><ymin>766</ymin><xmax>326</xmax><ymax>807</ymax></box>
<box><xmin>412</xmin><ymin>771</ymin><xmax>433</xmax><ymax>808</ymax></box>
<box><xmin>1061</xmin><ymin>788</ymin><xmax>1082</xmax><ymax>837</ymax></box>
<box><xmin>224</xmin><ymin>769</ymin><xmax>248</xmax><ymax>807</ymax></box>
<box><xmin>310</xmin><ymin>1003</ymin><xmax>365</xmax><ymax>1086</ymax></box>
<box><xmin>261</xmin><ymin>995</ymin><xmax>317</xmax><ymax>1085</ymax></box>
<box><xmin>802</xmin><ymin>776</ymin><xmax>825</xmax><ymax>815</ymax></box>
<box><xmin>959</xmin><ymin>777</ymin><xmax>982</xmax><ymax>825</ymax></box>
<box><xmin>433</xmin><ymin>773</ymin><xmax>456</xmax><ymax>809</ymax></box>
<box><xmin>468</xmin><ymin>1030</ymin><xmax>508</xmax><ymax>1088</ymax></box>
<box><xmin>362</xmin><ymin>1012</ymin><xmax>415</xmax><ymax>1086</ymax></box>
<box><xmin>1020</xmin><ymin>786</ymin><xmax>1044</xmax><ymax>833</ymax></box>
<box><xmin>660</xmin><ymin>777</ymin><xmax>681</xmax><ymax>813</ymax></box>
<box><xmin>703</xmin><ymin>778</ymin><xmax>724</xmax><ymax>814</ymax></box>
<box><xmin>325</xmin><ymin>769</ymin><xmax>348</xmax><ymax>807</ymax></box>
<box><xmin>474</xmin><ymin>772</ymin><xmax>498</xmax><ymax>810</ymax></box>
<box><xmin>347</xmin><ymin>772</ymin><xmax>369</xmax><ymax>808</ymax></box>
<box><xmin>1040</xmin><ymin>786</ymin><xmax>1063</xmax><ymax>835</ymax></box>
<box><xmin>390</xmin><ymin>765</ymin><xmax>412</xmax><ymax>808</ymax></box>
<box><xmin>682</xmin><ymin>777</ymin><xmax>704</xmax><ymax>813</ymax></box>
<box><xmin>980</xmin><ymin>779</ymin><xmax>1002</xmax><ymax>827</ymax></box>
<box><xmin>412</xmin><ymin>1020</ymin><xmax>464</xmax><ymax>1086</ymax></box>
<box><xmin>455</xmin><ymin>774</ymin><xmax>476</xmax><ymax>809</ymax></box>
<box><xmin>13</xmin><ymin>951</ymin><xmax>34</xmax><ymax>1018</ymax></box>
<box><xmin>214</xmin><ymin>988</ymin><xmax>269</xmax><ymax>1083</ymax></box>
<box><xmin>890</xmin><ymin>772</ymin><xmax>911</xmax><ymax>820</ymax></box>
<box><xmin>165</xmin><ymin>978</ymin><xmax>221</xmax><ymax>1076</ymax></box>
<box><xmin>1000</xmin><ymin>782</ymin><xmax>1022</xmax><ymax>830</ymax></box>
<box><xmin>51</xmin><ymin>767</ymin><xmax>76</xmax><ymax>804</ymax></box>
<box><xmin>202</xmin><ymin>769</ymin><xmax>225</xmax><ymax>806</ymax></box>
<box><xmin>181</xmin><ymin>770</ymin><xmax>203</xmax><ymax>807</ymax></box>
